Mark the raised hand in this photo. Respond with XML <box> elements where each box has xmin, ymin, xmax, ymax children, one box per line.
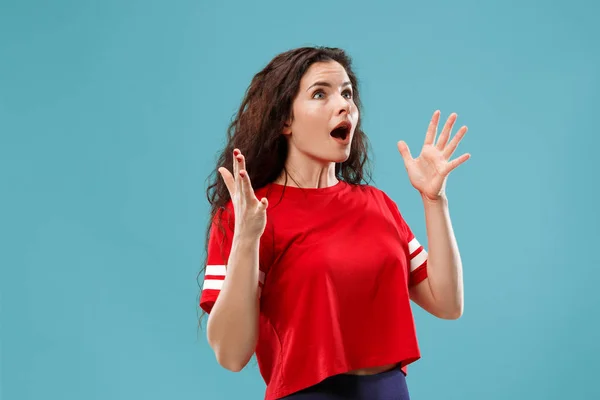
<box><xmin>218</xmin><ymin>149</ymin><xmax>269</xmax><ymax>238</ymax></box>
<box><xmin>397</xmin><ymin>111</ymin><xmax>470</xmax><ymax>201</ymax></box>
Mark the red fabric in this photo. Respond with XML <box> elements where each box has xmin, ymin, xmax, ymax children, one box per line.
<box><xmin>200</xmin><ymin>182</ymin><xmax>428</xmax><ymax>400</ymax></box>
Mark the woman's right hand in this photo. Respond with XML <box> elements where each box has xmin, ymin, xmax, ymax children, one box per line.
<box><xmin>218</xmin><ymin>149</ymin><xmax>269</xmax><ymax>239</ymax></box>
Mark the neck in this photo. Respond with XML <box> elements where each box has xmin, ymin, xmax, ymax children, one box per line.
<box><xmin>274</xmin><ymin>149</ymin><xmax>338</xmax><ymax>189</ymax></box>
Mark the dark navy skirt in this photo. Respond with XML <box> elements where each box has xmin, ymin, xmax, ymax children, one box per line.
<box><xmin>280</xmin><ymin>368</ymin><xmax>410</xmax><ymax>399</ymax></box>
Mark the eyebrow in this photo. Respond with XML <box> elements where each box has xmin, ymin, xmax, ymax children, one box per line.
<box><xmin>306</xmin><ymin>81</ymin><xmax>352</xmax><ymax>92</ymax></box>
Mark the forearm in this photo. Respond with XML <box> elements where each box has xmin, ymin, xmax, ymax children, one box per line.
<box><xmin>422</xmin><ymin>194</ymin><xmax>464</xmax><ymax>318</ymax></box>
<box><xmin>206</xmin><ymin>234</ymin><xmax>261</xmax><ymax>372</ymax></box>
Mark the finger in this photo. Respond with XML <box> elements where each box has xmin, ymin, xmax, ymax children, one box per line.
<box><xmin>436</xmin><ymin>113</ymin><xmax>457</xmax><ymax>151</ymax></box>
<box><xmin>233</xmin><ymin>150</ymin><xmax>244</xmax><ymax>192</ymax></box>
<box><xmin>239</xmin><ymin>169</ymin><xmax>256</xmax><ymax>203</ymax></box>
<box><xmin>397</xmin><ymin>140</ymin><xmax>413</xmax><ymax>166</ymax></box>
<box><xmin>238</xmin><ymin>150</ymin><xmax>247</xmax><ymax>173</ymax></box>
<box><xmin>258</xmin><ymin>197</ymin><xmax>269</xmax><ymax>212</ymax></box>
<box><xmin>443</xmin><ymin>153</ymin><xmax>471</xmax><ymax>175</ymax></box>
<box><xmin>443</xmin><ymin>126</ymin><xmax>468</xmax><ymax>159</ymax></box>
<box><xmin>232</xmin><ymin>148</ymin><xmax>240</xmax><ymax>180</ymax></box>
<box><xmin>218</xmin><ymin>167</ymin><xmax>236</xmax><ymax>197</ymax></box>
<box><xmin>424</xmin><ymin>110</ymin><xmax>440</xmax><ymax>146</ymax></box>
<box><xmin>236</xmin><ymin>153</ymin><xmax>247</xmax><ymax>181</ymax></box>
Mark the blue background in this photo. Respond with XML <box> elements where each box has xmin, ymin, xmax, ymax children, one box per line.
<box><xmin>2</xmin><ymin>0</ymin><xmax>599</xmax><ymax>399</ymax></box>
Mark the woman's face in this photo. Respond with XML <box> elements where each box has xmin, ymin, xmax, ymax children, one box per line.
<box><xmin>283</xmin><ymin>61</ymin><xmax>359</xmax><ymax>164</ymax></box>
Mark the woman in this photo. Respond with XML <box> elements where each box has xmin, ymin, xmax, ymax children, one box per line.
<box><xmin>199</xmin><ymin>46</ymin><xmax>469</xmax><ymax>400</ymax></box>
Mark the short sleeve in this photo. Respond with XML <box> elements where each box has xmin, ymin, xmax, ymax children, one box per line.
<box><xmin>382</xmin><ymin>193</ymin><xmax>428</xmax><ymax>287</ymax></box>
<box><xmin>199</xmin><ymin>204</ymin><xmax>269</xmax><ymax>314</ymax></box>
<box><xmin>403</xmin><ymin>218</ymin><xmax>429</xmax><ymax>287</ymax></box>
<box><xmin>199</xmin><ymin>206</ymin><xmax>234</xmax><ymax>314</ymax></box>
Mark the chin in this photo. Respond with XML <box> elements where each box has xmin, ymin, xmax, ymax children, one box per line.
<box><xmin>331</xmin><ymin>150</ymin><xmax>351</xmax><ymax>163</ymax></box>
<box><xmin>311</xmin><ymin>147</ymin><xmax>351</xmax><ymax>164</ymax></box>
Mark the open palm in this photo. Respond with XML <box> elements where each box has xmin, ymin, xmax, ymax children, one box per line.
<box><xmin>397</xmin><ymin>111</ymin><xmax>470</xmax><ymax>201</ymax></box>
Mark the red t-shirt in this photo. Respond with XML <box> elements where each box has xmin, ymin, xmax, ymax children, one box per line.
<box><xmin>200</xmin><ymin>181</ymin><xmax>428</xmax><ymax>400</ymax></box>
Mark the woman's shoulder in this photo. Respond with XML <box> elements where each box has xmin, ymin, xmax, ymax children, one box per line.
<box><xmin>347</xmin><ymin>182</ymin><xmax>391</xmax><ymax>199</ymax></box>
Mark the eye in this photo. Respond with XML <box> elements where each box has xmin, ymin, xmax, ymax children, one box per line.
<box><xmin>312</xmin><ymin>90</ymin><xmax>325</xmax><ymax>99</ymax></box>
<box><xmin>342</xmin><ymin>89</ymin><xmax>353</xmax><ymax>99</ymax></box>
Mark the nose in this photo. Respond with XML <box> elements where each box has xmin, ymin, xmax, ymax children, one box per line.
<box><xmin>336</xmin><ymin>94</ymin><xmax>351</xmax><ymax>115</ymax></box>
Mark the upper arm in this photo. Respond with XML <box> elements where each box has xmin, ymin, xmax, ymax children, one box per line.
<box><xmin>406</xmin><ymin>236</ymin><xmax>440</xmax><ymax>316</ymax></box>
<box><xmin>409</xmin><ymin>277</ymin><xmax>437</xmax><ymax>315</ymax></box>
<box><xmin>380</xmin><ymin>192</ymin><xmax>440</xmax><ymax>317</ymax></box>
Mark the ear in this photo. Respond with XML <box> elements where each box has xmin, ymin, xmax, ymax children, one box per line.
<box><xmin>282</xmin><ymin>120</ymin><xmax>292</xmax><ymax>136</ymax></box>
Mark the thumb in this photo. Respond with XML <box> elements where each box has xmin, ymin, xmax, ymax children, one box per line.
<box><xmin>258</xmin><ymin>197</ymin><xmax>269</xmax><ymax>212</ymax></box>
<box><xmin>218</xmin><ymin>167</ymin><xmax>235</xmax><ymax>197</ymax></box>
<box><xmin>397</xmin><ymin>141</ymin><xmax>413</xmax><ymax>164</ymax></box>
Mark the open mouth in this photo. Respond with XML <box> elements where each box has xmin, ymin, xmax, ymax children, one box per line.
<box><xmin>330</xmin><ymin>122</ymin><xmax>351</xmax><ymax>142</ymax></box>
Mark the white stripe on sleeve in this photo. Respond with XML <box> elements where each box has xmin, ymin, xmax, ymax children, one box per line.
<box><xmin>410</xmin><ymin>249</ymin><xmax>428</xmax><ymax>271</ymax></box>
<box><xmin>202</xmin><ymin>279</ymin><xmax>224</xmax><ymax>291</ymax></box>
<box><xmin>408</xmin><ymin>238</ymin><xmax>421</xmax><ymax>254</ymax></box>
<box><xmin>203</xmin><ymin>265</ymin><xmax>266</xmax><ymax>292</ymax></box>
<box><xmin>205</xmin><ymin>265</ymin><xmax>226</xmax><ymax>277</ymax></box>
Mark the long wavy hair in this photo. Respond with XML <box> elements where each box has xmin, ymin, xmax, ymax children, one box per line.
<box><xmin>197</xmin><ymin>46</ymin><xmax>373</xmax><ymax>325</ymax></box>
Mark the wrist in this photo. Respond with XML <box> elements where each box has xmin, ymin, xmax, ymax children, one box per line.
<box><xmin>232</xmin><ymin>232</ymin><xmax>262</xmax><ymax>246</ymax></box>
<box><xmin>421</xmin><ymin>192</ymin><xmax>448</xmax><ymax>207</ymax></box>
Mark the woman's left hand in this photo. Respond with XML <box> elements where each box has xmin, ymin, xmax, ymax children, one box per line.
<box><xmin>397</xmin><ymin>110</ymin><xmax>470</xmax><ymax>201</ymax></box>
